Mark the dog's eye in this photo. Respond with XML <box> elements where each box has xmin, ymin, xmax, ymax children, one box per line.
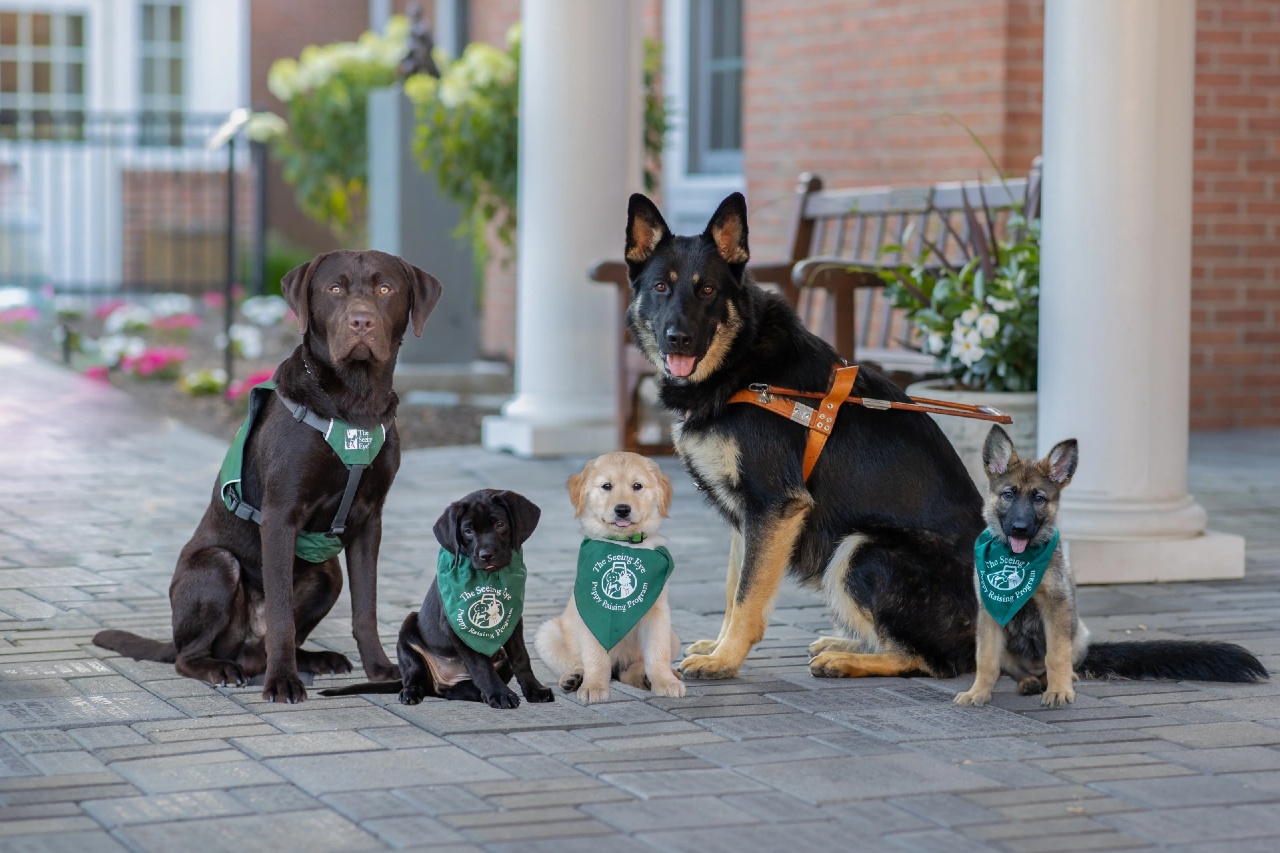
<box><xmin>1001</xmin><ymin>489</ymin><xmax>1015</xmax><ymax>500</ymax></box>
<box><xmin>494</xmin><ymin>520</ymin><xmax>506</xmax><ymax>530</ymax></box>
<box><xmin>654</xmin><ymin>282</ymin><xmax>667</xmax><ymax>293</ymax></box>
<box><xmin>632</xmin><ymin>482</ymin><xmax>642</xmax><ymax>491</ymax></box>
<box><xmin>602</xmin><ymin>483</ymin><xmax>612</xmax><ymax>491</ymax></box>
<box><xmin>700</xmin><ymin>284</ymin><xmax>715</xmax><ymax>296</ymax></box>
<box><xmin>378</xmin><ymin>284</ymin><xmax>391</xmax><ymax>295</ymax></box>
<box><xmin>461</xmin><ymin>527</ymin><xmax>474</xmax><ymax>538</ymax></box>
<box><xmin>1033</xmin><ymin>494</ymin><xmax>1047</xmax><ymax>505</ymax></box>
<box><xmin>329</xmin><ymin>285</ymin><xmax>342</xmax><ymax>294</ymax></box>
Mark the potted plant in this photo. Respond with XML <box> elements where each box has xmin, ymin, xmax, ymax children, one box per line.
<box><xmin>880</xmin><ymin>194</ymin><xmax>1040</xmax><ymax>489</ymax></box>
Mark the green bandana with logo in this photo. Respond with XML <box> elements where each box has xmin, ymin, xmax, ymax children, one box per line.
<box><xmin>574</xmin><ymin>537</ymin><xmax>674</xmax><ymax>651</ymax></box>
<box><xmin>974</xmin><ymin>528</ymin><xmax>1061</xmax><ymax>626</ymax></box>
<box><xmin>218</xmin><ymin>380</ymin><xmax>387</xmax><ymax>563</ymax></box>
<box><xmin>435</xmin><ymin>548</ymin><xmax>527</xmax><ymax>656</ymax></box>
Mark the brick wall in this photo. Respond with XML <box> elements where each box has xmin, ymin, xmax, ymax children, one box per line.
<box><xmin>1190</xmin><ymin>0</ymin><xmax>1280</xmax><ymax>429</ymax></box>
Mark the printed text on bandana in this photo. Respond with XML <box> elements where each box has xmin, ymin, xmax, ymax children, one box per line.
<box><xmin>452</xmin><ymin>585</ymin><xmax>516</xmax><ymax>642</ymax></box>
<box><xmin>587</xmin><ymin>552</ymin><xmax>652</xmax><ymax>613</ymax></box>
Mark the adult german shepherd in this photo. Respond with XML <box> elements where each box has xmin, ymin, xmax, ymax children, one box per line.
<box><xmin>623</xmin><ymin>192</ymin><xmax>1269</xmax><ymax>686</ymax></box>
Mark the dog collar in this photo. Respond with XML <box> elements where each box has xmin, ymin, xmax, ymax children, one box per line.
<box><xmin>974</xmin><ymin>528</ymin><xmax>1060</xmax><ymax>626</ymax></box>
<box><xmin>574</xmin><ymin>538</ymin><xmax>674</xmax><ymax>651</ymax></box>
<box><xmin>604</xmin><ymin>531</ymin><xmax>647</xmax><ymax>543</ymax></box>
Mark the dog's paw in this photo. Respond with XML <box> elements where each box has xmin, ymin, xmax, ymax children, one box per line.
<box><xmin>685</xmin><ymin>639</ymin><xmax>720</xmax><ymax>656</ymax></box>
<box><xmin>808</xmin><ymin>651</ymin><xmax>859</xmax><ymax>679</ymax></box>
<box><xmin>559</xmin><ymin>671</ymin><xmax>583</xmax><ymax>692</ymax></box>
<box><xmin>650</xmin><ymin>677</ymin><xmax>686</xmax><ymax>699</ymax></box>
<box><xmin>365</xmin><ymin>661</ymin><xmax>400</xmax><ymax>682</ymax></box>
<box><xmin>399</xmin><ymin>686</ymin><xmax>426</xmax><ymax>705</ymax></box>
<box><xmin>954</xmin><ymin>689</ymin><xmax>991</xmax><ymax>707</ymax></box>
<box><xmin>297</xmin><ymin>650</ymin><xmax>352</xmax><ymax>676</ymax></box>
<box><xmin>809</xmin><ymin>636</ymin><xmax>858</xmax><ymax>657</ymax></box>
<box><xmin>678</xmin><ymin>653</ymin><xmax>740</xmax><ymax>680</ymax></box>
<box><xmin>207</xmin><ymin>662</ymin><xmax>247</xmax><ymax>688</ymax></box>
<box><xmin>262</xmin><ymin>671</ymin><xmax>308</xmax><ymax>704</ymax></box>
<box><xmin>576</xmin><ymin>683</ymin><xmax>610</xmax><ymax>704</ymax></box>
<box><xmin>523</xmin><ymin>684</ymin><xmax>555</xmax><ymax>704</ymax></box>
<box><xmin>1041</xmin><ymin>688</ymin><xmax>1075</xmax><ymax>708</ymax></box>
<box><xmin>485</xmin><ymin>687</ymin><xmax>521</xmax><ymax>709</ymax></box>
<box><xmin>1016</xmin><ymin>676</ymin><xmax>1046</xmax><ymax>696</ymax></box>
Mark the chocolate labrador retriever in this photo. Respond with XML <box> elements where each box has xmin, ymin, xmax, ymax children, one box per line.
<box><xmin>321</xmin><ymin>490</ymin><xmax>555</xmax><ymax>708</ymax></box>
<box><xmin>94</xmin><ymin>250</ymin><xmax>442</xmax><ymax>703</ymax></box>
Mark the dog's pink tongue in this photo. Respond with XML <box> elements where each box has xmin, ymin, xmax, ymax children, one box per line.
<box><xmin>1009</xmin><ymin>537</ymin><xmax>1029</xmax><ymax>554</ymax></box>
<box><xmin>666</xmin><ymin>354</ymin><xmax>696</xmax><ymax>377</ymax></box>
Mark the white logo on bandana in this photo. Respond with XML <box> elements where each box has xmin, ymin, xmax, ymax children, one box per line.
<box><xmin>600</xmin><ymin>561</ymin><xmax>638</xmax><ymax>600</ymax></box>
<box><xmin>466</xmin><ymin>591</ymin><xmax>505</xmax><ymax>629</ymax></box>
<box><xmin>344</xmin><ymin>428</ymin><xmax>372</xmax><ymax>451</ymax></box>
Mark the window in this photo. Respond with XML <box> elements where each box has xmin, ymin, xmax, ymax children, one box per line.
<box><xmin>140</xmin><ymin>1</ymin><xmax>185</xmax><ymax>145</ymax></box>
<box><xmin>686</xmin><ymin>0</ymin><xmax>742</xmax><ymax>175</ymax></box>
<box><xmin>0</xmin><ymin>10</ymin><xmax>87</xmax><ymax>140</ymax></box>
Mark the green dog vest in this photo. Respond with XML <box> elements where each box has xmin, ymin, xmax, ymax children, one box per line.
<box><xmin>974</xmin><ymin>528</ymin><xmax>1061</xmax><ymax>626</ymax></box>
<box><xmin>435</xmin><ymin>548</ymin><xmax>527</xmax><ymax>656</ymax></box>
<box><xmin>574</xmin><ymin>537</ymin><xmax>674</xmax><ymax>651</ymax></box>
<box><xmin>219</xmin><ymin>379</ymin><xmax>387</xmax><ymax>563</ymax></box>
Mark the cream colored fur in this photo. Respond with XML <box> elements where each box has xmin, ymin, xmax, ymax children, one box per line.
<box><xmin>534</xmin><ymin>452</ymin><xmax>685</xmax><ymax>704</ymax></box>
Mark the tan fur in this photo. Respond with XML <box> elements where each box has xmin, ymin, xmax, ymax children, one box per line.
<box><xmin>687</xmin><ymin>528</ymin><xmax>743</xmax><ymax>656</ymax></box>
<box><xmin>535</xmin><ymin>452</ymin><xmax>684</xmax><ymax>704</ymax></box>
<box><xmin>689</xmin><ymin>301</ymin><xmax>743</xmax><ymax>383</ymax></box>
<box><xmin>710</xmin><ymin>217</ymin><xmax>749</xmax><ymax>265</ymax></box>
<box><xmin>809</xmin><ymin>534</ymin><xmax>882</xmax><ymax>657</ymax></box>
<box><xmin>626</xmin><ymin>217</ymin><xmax>666</xmax><ymax>264</ymax></box>
<box><xmin>809</xmin><ymin>650</ymin><xmax>928</xmax><ymax>678</ymax></box>
<box><xmin>681</xmin><ymin>496</ymin><xmax>812</xmax><ymax>679</ymax></box>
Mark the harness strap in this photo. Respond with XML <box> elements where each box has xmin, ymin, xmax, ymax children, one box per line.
<box><xmin>329</xmin><ymin>464</ymin><xmax>367</xmax><ymax>537</ymax></box>
<box><xmin>274</xmin><ymin>392</ymin><xmax>334</xmax><ymax>436</ymax></box>
<box><xmin>728</xmin><ymin>363</ymin><xmax>1013</xmax><ymax>483</ymax></box>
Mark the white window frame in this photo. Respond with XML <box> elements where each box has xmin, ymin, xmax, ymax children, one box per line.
<box><xmin>138</xmin><ymin>1</ymin><xmax>186</xmax><ymax>120</ymax></box>
<box><xmin>661</xmin><ymin>0</ymin><xmax>744</xmax><ymax>236</ymax></box>
<box><xmin>0</xmin><ymin>8</ymin><xmax>89</xmax><ymax>139</ymax></box>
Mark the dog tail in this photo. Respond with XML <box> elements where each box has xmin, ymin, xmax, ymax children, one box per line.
<box><xmin>317</xmin><ymin>680</ymin><xmax>404</xmax><ymax>697</ymax></box>
<box><xmin>92</xmin><ymin>630</ymin><xmax>177</xmax><ymax>663</ymax></box>
<box><xmin>1080</xmin><ymin>640</ymin><xmax>1267</xmax><ymax>683</ymax></box>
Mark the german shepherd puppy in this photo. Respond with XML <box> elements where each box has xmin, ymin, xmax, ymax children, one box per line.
<box><xmin>956</xmin><ymin>426</ymin><xmax>1266</xmax><ymax>708</ymax></box>
<box><xmin>623</xmin><ymin>192</ymin><xmax>987</xmax><ymax>680</ymax></box>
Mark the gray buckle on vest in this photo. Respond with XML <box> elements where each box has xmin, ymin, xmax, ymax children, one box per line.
<box><xmin>291</xmin><ymin>404</ymin><xmax>308</xmax><ymax>422</ymax></box>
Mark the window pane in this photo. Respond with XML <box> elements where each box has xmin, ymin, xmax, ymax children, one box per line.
<box><xmin>0</xmin><ymin>60</ymin><xmax>16</xmax><ymax>94</ymax></box>
<box><xmin>32</xmin><ymin>14</ymin><xmax>50</xmax><ymax>46</ymax></box>
<box><xmin>168</xmin><ymin>58</ymin><xmax>182</xmax><ymax>96</ymax></box>
<box><xmin>169</xmin><ymin>4</ymin><xmax>183</xmax><ymax>43</ymax></box>
<box><xmin>142</xmin><ymin>5</ymin><xmax>155</xmax><ymax>41</ymax></box>
<box><xmin>709</xmin><ymin>69</ymin><xmax>742</xmax><ymax>151</ymax></box>
<box><xmin>32</xmin><ymin>61</ymin><xmax>50</xmax><ymax>94</ymax></box>
<box><xmin>142</xmin><ymin>57</ymin><xmax>156</xmax><ymax>94</ymax></box>
<box><xmin>0</xmin><ymin>13</ymin><xmax>17</xmax><ymax>46</ymax></box>
<box><xmin>66</xmin><ymin>62</ymin><xmax>84</xmax><ymax>95</ymax></box>
<box><xmin>66</xmin><ymin>15</ymin><xmax>84</xmax><ymax>48</ymax></box>
<box><xmin>0</xmin><ymin>108</ymin><xmax>18</xmax><ymax>138</ymax></box>
<box><xmin>33</xmin><ymin>108</ymin><xmax>53</xmax><ymax>139</ymax></box>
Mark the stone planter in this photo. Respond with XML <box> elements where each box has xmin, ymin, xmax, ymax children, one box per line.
<box><xmin>905</xmin><ymin>381</ymin><xmax>1037</xmax><ymax>492</ymax></box>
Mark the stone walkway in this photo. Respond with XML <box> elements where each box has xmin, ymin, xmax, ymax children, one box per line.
<box><xmin>2</xmin><ymin>343</ymin><xmax>1279</xmax><ymax>853</ymax></box>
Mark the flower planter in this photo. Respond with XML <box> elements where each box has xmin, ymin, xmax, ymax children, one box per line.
<box><xmin>906</xmin><ymin>381</ymin><xmax>1037</xmax><ymax>492</ymax></box>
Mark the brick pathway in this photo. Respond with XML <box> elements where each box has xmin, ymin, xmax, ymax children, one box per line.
<box><xmin>2</xmin><ymin>343</ymin><xmax>1279</xmax><ymax>852</ymax></box>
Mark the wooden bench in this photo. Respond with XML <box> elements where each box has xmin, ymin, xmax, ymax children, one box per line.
<box><xmin>591</xmin><ymin>161</ymin><xmax>1042</xmax><ymax>454</ymax></box>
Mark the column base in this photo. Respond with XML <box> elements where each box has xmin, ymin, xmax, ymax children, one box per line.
<box><xmin>481</xmin><ymin>413</ymin><xmax>617</xmax><ymax>458</ymax></box>
<box><xmin>1067</xmin><ymin>530</ymin><xmax>1245</xmax><ymax>585</ymax></box>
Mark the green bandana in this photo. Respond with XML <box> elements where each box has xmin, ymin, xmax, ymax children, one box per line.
<box><xmin>435</xmin><ymin>548</ymin><xmax>527</xmax><ymax>656</ymax></box>
<box><xmin>974</xmin><ymin>528</ymin><xmax>1061</xmax><ymax>626</ymax></box>
<box><xmin>218</xmin><ymin>380</ymin><xmax>387</xmax><ymax>563</ymax></box>
<box><xmin>573</xmin><ymin>538</ymin><xmax>674</xmax><ymax>651</ymax></box>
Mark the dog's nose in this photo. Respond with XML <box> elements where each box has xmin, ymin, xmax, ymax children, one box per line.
<box><xmin>664</xmin><ymin>327</ymin><xmax>693</xmax><ymax>350</ymax></box>
<box><xmin>1009</xmin><ymin>522</ymin><xmax>1032</xmax><ymax>537</ymax></box>
<box><xmin>614</xmin><ymin>504</ymin><xmax>631</xmax><ymax>519</ymax></box>
<box><xmin>476</xmin><ymin>549</ymin><xmax>495</xmax><ymax>566</ymax></box>
<box><xmin>349</xmin><ymin>312</ymin><xmax>375</xmax><ymax>334</ymax></box>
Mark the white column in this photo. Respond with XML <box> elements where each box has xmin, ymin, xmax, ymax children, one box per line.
<box><xmin>1039</xmin><ymin>0</ymin><xmax>1244</xmax><ymax>583</ymax></box>
<box><xmin>482</xmin><ymin>0</ymin><xmax>640</xmax><ymax>457</ymax></box>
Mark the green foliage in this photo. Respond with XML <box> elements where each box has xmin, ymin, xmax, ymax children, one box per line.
<box><xmin>257</xmin><ymin>17</ymin><xmax>410</xmax><ymax>244</ymax></box>
<box><xmin>881</xmin><ymin>205</ymin><xmax>1041</xmax><ymax>393</ymax></box>
<box><xmin>643</xmin><ymin>38</ymin><xmax>669</xmax><ymax>194</ymax></box>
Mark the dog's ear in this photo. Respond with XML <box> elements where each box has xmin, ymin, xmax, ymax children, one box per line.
<box><xmin>982</xmin><ymin>425</ymin><xmax>1018</xmax><ymax>479</ymax></box>
<box><xmin>397</xmin><ymin>258</ymin><xmax>443</xmax><ymax>338</ymax></box>
<box><xmin>703</xmin><ymin>192</ymin><xmax>750</xmax><ymax>271</ymax></box>
<box><xmin>432</xmin><ymin>500</ymin><xmax>466</xmax><ymax>554</ymax></box>
<box><xmin>625</xmin><ymin>193</ymin><xmax>672</xmax><ymax>273</ymax></box>
<box><xmin>653</xmin><ymin>468</ymin><xmax>673</xmax><ymax>519</ymax></box>
<box><xmin>1044</xmin><ymin>439</ymin><xmax>1079</xmax><ymax>487</ymax></box>
<box><xmin>279</xmin><ymin>251</ymin><xmax>336</xmax><ymax>335</ymax></box>
<box><xmin>566</xmin><ymin>464</ymin><xmax>591</xmax><ymax>517</ymax></box>
<box><xmin>493</xmin><ymin>490</ymin><xmax>541</xmax><ymax>549</ymax></box>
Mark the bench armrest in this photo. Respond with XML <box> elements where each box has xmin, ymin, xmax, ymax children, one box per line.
<box><xmin>589</xmin><ymin>259</ymin><xmax>630</xmax><ymax>288</ymax></box>
<box><xmin>791</xmin><ymin>256</ymin><xmax>888</xmax><ymax>293</ymax></box>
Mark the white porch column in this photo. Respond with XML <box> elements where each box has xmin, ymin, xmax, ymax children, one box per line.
<box><xmin>482</xmin><ymin>0</ymin><xmax>641</xmax><ymax>457</ymax></box>
<box><xmin>1039</xmin><ymin>0</ymin><xmax>1244</xmax><ymax>583</ymax></box>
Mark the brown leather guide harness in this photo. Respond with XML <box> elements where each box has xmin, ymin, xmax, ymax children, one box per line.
<box><xmin>727</xmin><ymin>364</ymin><xmax>1014</xmax><ymax>483</ymax></box>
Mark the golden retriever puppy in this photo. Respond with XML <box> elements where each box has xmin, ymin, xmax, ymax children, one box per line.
<box><xmin>535</xmin><ymin>452</ymin><xmax>685</xmax><ymax>704</ymax></box>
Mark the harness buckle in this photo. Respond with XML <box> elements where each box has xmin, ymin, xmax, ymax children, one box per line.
<box><xmin>748</xmin><ymin>383</ymin><xmax>772</xmax><ymax>404</ymax></box>
<box><xmin>291</xmin><ymin>404</ymin><xmax>308</xmax><ymax>423</ymax></box>
<box><xmin>862</xmin><ymin>398</ymin><xmax>892</xmax><ymax>411</ymax></box>
<box><xmin>789</xmin><ymin>401</ymin><xmax>816</xmax><ymax>427</ymax></box>
<box><xmin>329</xmin><ymin>526</ymin><xmax>345</xmax><ymax>537</ymax></box>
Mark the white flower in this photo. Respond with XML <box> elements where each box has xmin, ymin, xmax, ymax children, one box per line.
<box><xmin>103</xmin><ymin>304</ymin><xmax>154</xmax><ymax>334</ymax></box>
<box><xmin>927</xmin><ymin>332</ymin><xmax>946</xmax><ymax>355</ymax></box>
<box><xmin>217</xmin><ymin>324</ymin><xmax>264</xmax><ymax>359</ymax></box>
<box><xmin>267</xmin><ymin>58</ymin><xmax>299</xmax><ymax>101</ymax></box>
<box><xmin>976</xmin><ymin>313</ymin><xmax>1000</xmax><ymax>340</ymax></box>
<box><xmin>959</xmin><ymin>306</ymin><xmax>981</xmax><ymax>325</ymax></box>
<box><xmin>149</xmin><ymin>293</ymin><xmax>196</xmax><ymax>318</ymax></box>
<box><xmin>987</xmin><ymin>296</ymin><xmax>1017</xmax><ymax>313</ymax></box>
<box><xmin>54</xmin><ymin>295</ymin><xmax>87</xmax><ymax>319</ymax></box>
<box><xmin>0</xmin><ymin>286</ymin><xmax>31</xmax><ymax>309</ymax></box>
<box><xmin>965</xmin><ymin>329</ymin><xmax>983</xmax><ymax>347</ymax></box>
<box><xmin>246</xmin><ymin>112</ymin><xmax>287</xmax><ymax>143</ymax></box>
<box><xmin>240</xmin><ymin>295</ymin><xmax>289</xmax><ymax>327</ymax></box>
<box><xmin>97</xmin><ymin>334</ymin><xmax>146</xmax><ymax>366</ymax></box>
<box><xmin>954</xmin><ymin>337</ymin><xmax>986</xmax><ymax>367</ymax></box>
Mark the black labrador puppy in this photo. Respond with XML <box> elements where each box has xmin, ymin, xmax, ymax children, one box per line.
<box><xmin>322</xmin><ymin>489</ymin><xmax>555</xmax><ymax>708</ymax></box>
<box><xmin>94</xmin><ymin>250</ymin><xmax>442</xmax><ymax>703</ymax></box>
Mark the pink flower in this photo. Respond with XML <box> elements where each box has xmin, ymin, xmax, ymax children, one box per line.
<box><xmin>83</xmin><ymin>365</ymin><xmax>110</xmax><ymax>382</ymax></box>
<box><xmin>94</xmin><ymin>299</ymin><xmax>129</xmax><ymax>320</ymax></box>
<box><xmin>202</xmin><ymin>292</ymin><xmax>225</xmax><ymax>310</ymax></box>
<box><xmin>123</xmin><ymin>346</ymin><xmax>188</xmax><ymax>379</ymax></box>
<box><xmin>153</xmin><ymin>313</ymin><xmax>201</xmax><ymax>331</ymax></box>
<box><xmin>225</xmin><ymin>369</ymin><xmax>276</xmax><ymax>401</ymax></box>
<box><xmin>0</xmin><ymin>307</ymin><xmax>40</xmax><ymax>324</ymax></box>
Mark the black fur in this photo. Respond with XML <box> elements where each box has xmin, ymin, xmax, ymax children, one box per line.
<box><xmin>625</xmin><ymin>193</ymin><xmax>984</xmax><ymax>678</ymax></box>
<box><xmin>320</xmin><ymin>490</ymin><xmax>555</xmax><ymax>708</ymax></box>
<box><xmin>1080</xmin><ymin>640</ymin><xmax>1267</xmax><ymax>683</ymax></box>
